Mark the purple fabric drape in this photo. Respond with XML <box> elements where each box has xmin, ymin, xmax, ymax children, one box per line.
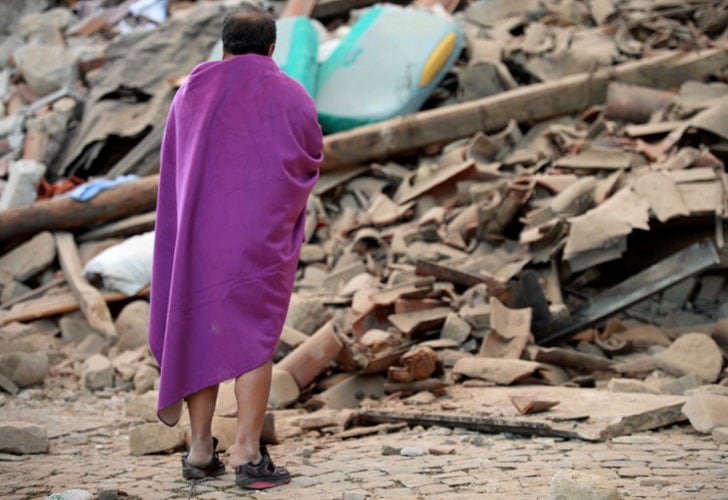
<box><xmin>148</xmin><ymin>54</ymin><xmax>323</xmax><ymax>425</ymax></box>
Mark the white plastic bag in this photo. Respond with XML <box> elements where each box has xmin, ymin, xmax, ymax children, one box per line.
<box><xmin>84</xmin><ymin>231</ymin><xmax>155</xmax><ymax>295</ymax></box>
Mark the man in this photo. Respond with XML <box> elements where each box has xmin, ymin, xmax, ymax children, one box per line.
<box><xmin>148</xmin><ymin>3</ymin><xmax>323</xmax><ymax>490</ymax></box>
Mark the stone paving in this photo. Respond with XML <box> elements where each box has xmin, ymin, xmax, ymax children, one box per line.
<box><xmin>1</xmin><ymin>391</ymin><xmax>728</xmax><ymax>499</ymax></box>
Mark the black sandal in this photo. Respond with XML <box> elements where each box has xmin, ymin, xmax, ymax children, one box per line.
<box><xmin>235</xmin><ymin>444</ymin><xmax>291</xmax><ymax>489</ymax></box>
<box><xmin>182</xmin><ymin>437</ymin><xmax>226</xmax><ymax>480</ymax></box>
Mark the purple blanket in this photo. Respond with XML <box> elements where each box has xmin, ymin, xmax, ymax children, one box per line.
<box><xmin>148</xmin><ymin>54</ymin><xmax>323</xmax><ymax>425</ymax></box>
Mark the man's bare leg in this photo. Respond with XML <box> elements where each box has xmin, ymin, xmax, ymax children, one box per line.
<box><xmin>227</xmin><ymin>360</ymin><xmax>272</xmax><ymax>466</ymax></box>
<box><xmin>186</xmin><ymin>384</ymin><xmax>219</xmax><ymax>466</ymax></box>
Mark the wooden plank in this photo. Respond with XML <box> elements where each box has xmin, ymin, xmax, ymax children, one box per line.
<box><xmin>77</xmin><ymin>211</ymin><xmax>156</xmax><ymax>242</ymax></box>
<box><xmin>320</xmin><ymin>49</ymin><xmax>728</xmax><ymax>170</ymax></box>
<box><xmin>0</xmin><ymin>175</ymin><xmax>159</xmax><ymax>242</ymax></box>
<box><xmin>0</xmin><ymin>287</ymin><xmax>148</xmax><ymax>325</ymax></box>
<box><xmin>54</xmin><ymin>231</ymin><xmax>117</xmax><ymax>340</ymax></box>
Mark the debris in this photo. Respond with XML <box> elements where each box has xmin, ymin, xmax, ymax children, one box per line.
<box><xmin>549</xmin><ymin>469</ymin><xmax>620</xmax><ymax>500</ymax></box>
<box><xmin>509</xmin><ymin>395</ymin><xmax>559</xmax><ymax>414</ymax></box>
<box><xmin>128</xmin><ymin>422</ymin><xmax>185</xmax><ymax>455</ymax></box>
<box><xmin>536</xmin><ymin>240</ymin><xmax>720</xmax><ymax>345</ymax></box>
<box><xmin>656</xmin><ymin>333</ymin><xmax>723</xmax><ymax>383</ymax></box>
<box><xmin>0</xmin><ymin>351</ymin><xmax>48</xmax><ymax>387</ymax></box>
<box><xmin>81</xmin><ymin>353</ymin><xmax>114</xmax><ymax>390</ymax></box>
<box><xmin>0</xmin><ymin>422</ymin><xmax>48</xmax><ymax>454</ymax></box>
<box><xmin>114</xmin><ymin>300</ymin><xmax>150</xmax><ymax>352</ymax></box>
<box><xmin>682</xmin><ymin>393</ymin><xmax>728</xmax><ymax>434</ymax></box>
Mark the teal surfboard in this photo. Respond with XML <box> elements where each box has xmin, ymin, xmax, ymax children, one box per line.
<box><xmin>315</xmin><ymin>5</ymin><xmax>464</xmax><ymax>133</ymax></box>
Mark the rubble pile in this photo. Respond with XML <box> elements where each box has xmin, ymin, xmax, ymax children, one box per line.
<box><xmin>1</xmin><ymin>0</ymin><xmax>728</xmax><ymax>456</ymax></box>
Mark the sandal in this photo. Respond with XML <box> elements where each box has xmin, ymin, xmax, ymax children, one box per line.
<box><xmin>235</xmin><ymin>444</ymin><xmax>291</xmax><ymax>489</ymax></box>
<box><xmin>182</xmin><ymin>437</ymin><xmax>226</xmax><ymax>480</ymax></box>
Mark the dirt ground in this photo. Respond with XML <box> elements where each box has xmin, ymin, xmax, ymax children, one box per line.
<box><xmin>1</xmin><ymin>387</ymin><xmax>727</xmax><ymax>500</ymax></box>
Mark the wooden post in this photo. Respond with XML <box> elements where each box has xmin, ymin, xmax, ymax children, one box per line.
<box><xmin>0</xmin><ymin>175</ymin><xmax>159</xmax><ymax>242</ymax></box>
<box><xmin>320</xmin><ymin>49</ymin><xmax>728</xmax><ymax>170</ymax></box>
<box><xmin>54</xmin><ymin>231</ymin><xmax>117</xmax><ymax>341</ymax></box>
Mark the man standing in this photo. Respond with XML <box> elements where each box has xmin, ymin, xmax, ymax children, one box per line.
<box><xmin>148</xmin><ymin>4</ymin><xmax>323</xmax><ymax>490</ymax></box>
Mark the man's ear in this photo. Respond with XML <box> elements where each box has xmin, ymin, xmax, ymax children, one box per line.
<box><xmin>268</xmin><ymin>43</ymin><xmax>275</xmax><ymax>56</ymax></box>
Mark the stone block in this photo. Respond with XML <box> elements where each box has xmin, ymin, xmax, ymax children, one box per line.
<box><xmin>682</xmin><ymin>393</ymin><xmax>728</xmax><ymax>433</ymax></box>
<box><xmin>59</xmin><ymin>312</ymin><xmax>97</xmax><ymax>344</ymax></box>
<box><xmin>606</xmin><ymin>378</ymin><xmax>660</xmax><ymax>394</ymax></box>
<box><xmin>18</xmin><ymin>7</ymin><xmax>76</xmax><ymax>39</ymax></box>
<box><xmin>133</xmin><ymin>364</ymin><xmax>158</xmax><ymax>394</ymax></box>
<box><xmin>656</xmin><ymin>333</ymin><xmax>722</xmax><ymax>383</ymax></box>
<box><xmin>125</xmin><ymin>390</ymin><xmax>159</xmax><ymax>423</ymax></box>
<box><xmin>0</xmin><ymin>421</ymin><xmax>48</xmax><ymax>454</ymax></box>
<box><xmin>0</xmin><ymin>159</ymin><xmax>45</xmax><ymax>210</ymax></box>
<box><xmin>114</xmin><ymin>300</ymin><xmax>150</xmax><ymax>352</ymax></box>
<box><xmin>441</xmin><ymin>312</ymin><xmax>472</xmax><ymax>343</ymax></box>
<box><xmin>14</xmin><ymin>44</ymin><xmax>79</xmax><ymax>96</ymax></box>
<box><xmin>82</xmin><ymin>354</ymin><xmax>114</xmax><ymax>390</ymax></box>
<box><xmin>0</xmin><ymin>351</ymin><xmax>48</xmax><ymax>387</ymax></box>
<box><xmin>550</xmin><ymin>469</ymin><xmax>620</xmax><ymax>500</ymax></box>
<box><xmin>712</xmin><ymin>427</ymin><xmax>728</xmax><ymax>445</ymax></box>
<box><xmin>128</xmin><ymin>423</ymin><xmax>185</xmax><ymax>455</ymax></box>
<box><xmin>0</xmin><ymin>230</ymin><xmax>55</xmax><ymax>281</ymax></box>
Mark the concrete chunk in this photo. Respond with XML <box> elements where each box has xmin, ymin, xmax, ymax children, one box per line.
<box><xmin>0</xmin><ymin>230</ymin><xmax>56</xmax><ymax>281</ymax></box>
<box><xmin>0</xmin><ymin>351</ymin><xmax>48</xmax><ymax>387</ymax></box>
<box><xmin>114</xmin><ymin>300</ymin><xmax>150</xmax><ymax>353</ymax></box>
<box><xmin>441</xmin><ymin>313</ymin><xmax>472</xmax><ymax>343</ymax></box>
<box><xmin>606</xmin><ymin>378</ymin><xmax>660</xmax><ymax>394</ymax></box>
<box><xmin>550</xmin><ymin>469</ymin><xmax>620</xmax><ymax>500</ymax></box>
<box><xmin>0</xmin><ymin>422</ymin><xmax>48</xmax><ymax>454</ymax></box>
<box><xmin>0</xmin><ymin>159</ymin><xmax>43</xmax><ymax>209</ymax></box>
<box><xmin>128</xmin><ymin>423</ymin><xmax>185</xmax><ymax>455</ymax></box>
<box><xmin>682</xmin><ymin>393</ymin><xmax>728</xmax><ymax>433</ymax></box>
<box><xmin>125</xmin><ymin>391</ymin><xmax>159</xmax><ymax>423</ymax></box>
<box><xmin>656</xmin><ymin>333</ymin><xmax>722</xmax><ymax>383</ymax></box>
<box><xmin>82</xmin><ymin>354</ymin><xmax>114</xmax><ymax>390</ymax></box>
<box><xmin>14</xmin><ymin>44</ymin><xmax>78</xmax><ymax>96</ymax></box>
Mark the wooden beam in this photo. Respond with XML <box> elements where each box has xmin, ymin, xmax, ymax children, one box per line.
<box><xmin>321</xmin><ymin>48</ymin><xmax>728</xmax><ymax>170</ymax></box>
<box><xmin>54</xmin><ymin>231</ymin><xmax>117</xmax><ymax>341</ymax></box>
<box><xmin>0</xmin><ymin>175</ymin><xmax>159</xmax><ymax>242</ymax></box>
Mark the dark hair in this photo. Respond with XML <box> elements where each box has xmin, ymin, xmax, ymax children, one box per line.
<box><xmin>222</xmin><ymin>3</ymin><xmax>276</xmax><ymax>56</ymax></box>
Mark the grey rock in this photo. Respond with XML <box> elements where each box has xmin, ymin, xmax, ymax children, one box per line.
<box><xmin>550</xmin><ymin>469</ymin><xmax>620</xmax><ymax>500</ymax></box>
<box><xmin>114</xmin><ymin>300</ymin><xmax>150</xmax><ymax>352</ymax></box>
<box><xmin>285</xmin><ymin>294</ymin><xmax>331</xmax><ymax>334</ymax></box>
<box><xmin>0</xmin><ymin>352</ymin><xmax>48</xmax><ymax>387</ymax></box>
<box><xmin>74</xmin><ymin>333</ymin><xmax>110</xmax><ymax>361</ymax></box>
<box><xmin>682</xmin><ymin>393</ymin><xmax>728</xmax><ymax>433</ymax></box>
<box><xmin>400</xmin><ymin>446</ymin><xmax>425</xmax><ymax>457</ymax></box>
<box><xmin>656</xmin><ymin>333</ymin><xmax>722</xmax><ymax>383</ymax></box>
<box><xmin>0</xmin><ymin>160</ymin><xmax>45</xmax><ymax>210</ymax></box>
<box><xmin>125</xmin><ymin>390</ymin><xmax>159</xmax><ymax>422</ymax></box>
<box><xmin>18</xmin><ymin>7</ymin><xmax>76</xmax><ymax>40</ymax></box>
<box><xmin>0</xmin><ymin>231</ymin><xmax>55</xmax><ymax>281</ymax></box>
<box><xmin>59</xmin><ymin>312</ymin><xmax>97</xmax><ymax>344</ymax></box>
<box><xmin>441</xmin><ymin>312</ymin><xmax>472</xmax><ymax>343</ymax></box>
<box><xmin>0</xmin><ymin>421</ymin><xmax>48</xmax><ymax>454</ymax></box>
<box><xmin>132</xmin><ymin>364</ymin><xmax>158</xmax><ymax>394</ymax></box>
<box><xmin>128</xmin><ymin>423</ymin><xmax>185</xmax><ymax>455</ymax></box>
<box><xmin>712</xmin><ymin>427</ymin><xmax>728</xmax><ymax>444</ymax></box>
<box><xmin>0</xmin><ymin>279</ymin><xmax>32</xmax><ymax>303</ymax></box>
<box><xmin>342</xmin><ymin>491</ymin><xmax>368</xmax><ymax>500</ymax></box>
<box><xmin>14</xmin><ymin>44</ymin><xmax>78</xmax><ymax>96</ymax></box>
<box><xmin>659</xmin><ymin>373</ymin><xmax>700</xmax><ymax>395</ymax></box>
<box><xmin>82</xmin><ymin>354</ymin><xmax>114</xmax><ymax>390</ymax></box>
<box><xmin>606</xmin><ymin>378</ymin><xmax>660</xmax><ymax>394</ymax></box>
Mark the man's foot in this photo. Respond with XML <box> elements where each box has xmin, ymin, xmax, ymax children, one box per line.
<box><xmin>182</xmin><ymin>437</ymin><xmax>226</xmax><ymax>480</ymax></box>
<box><xmin>235</xmin><ymin>445</ymin><xmax>291</xmax><ymax>490</ymax></box>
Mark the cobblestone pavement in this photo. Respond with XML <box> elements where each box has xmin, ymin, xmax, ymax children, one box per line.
<box><xmin>1</xmin><ymin>391</ymin><xmax>728</xmax><ymax>500</ymax></box>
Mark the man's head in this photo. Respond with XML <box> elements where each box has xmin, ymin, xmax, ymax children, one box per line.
<box><xmin>221</xmin><ymin>3</ymin><xmax>276</xmax><ymax>58</ymax></box>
